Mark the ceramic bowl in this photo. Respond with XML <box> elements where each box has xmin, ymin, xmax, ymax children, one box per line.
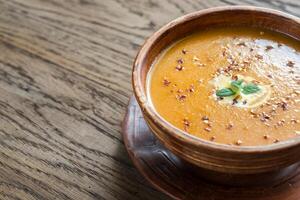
<box><xmin>132</xmin><ymin>6</ymin><xmax>300</xmax><ymax>185</ymax></box>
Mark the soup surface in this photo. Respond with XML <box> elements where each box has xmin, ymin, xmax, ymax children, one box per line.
<box><xmin>148</xmin><ymin>27</ymin><xmax>300</xmax><ymax>146</ymax></box>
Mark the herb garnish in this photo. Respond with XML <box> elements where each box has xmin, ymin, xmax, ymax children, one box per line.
<box><xmin>242</xmin><ymin>83</ymin><xmax>260</xmax><ymax>94</ymax></box>
<box><xmin>216</xmin><ymin>79</ymin><xmax>260</xmax><ymax>97</ymax></box>
<box><xmin>230</xmin><ymin>79</ymin><xmax>243</xmax><ymax>92</ymax></box>
<box><xmin>216</xmin><ymin>88</ymin><xmax>235</xmax><ymax>97</ymax></box>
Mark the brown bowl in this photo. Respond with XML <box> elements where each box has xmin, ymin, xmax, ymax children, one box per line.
<box><xmin>132</xmin><ymin>6</ymin><xmax>300</xmax><ymax>184</ymax></box>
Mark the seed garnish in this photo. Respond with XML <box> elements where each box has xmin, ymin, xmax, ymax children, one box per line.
<box><xmin>263</xmin><ymin>135</ymin><xmax>270</xmax><ymax>139</ymax></box>
<box><xmin>265</xmin><ymin>45</ymin><xmax>274</xmax><ymax>51</ymax></box>
<box><xmin>183</xmin><ymin>118</ymin><xmax>190</xmax><ymax>131</ymax></box>
<box><xmin>163</xmin><ymin>78</ymin><xmax>171</xmax><ymax>86</ymax></box>
<box><xmin>204</xmin><ymin>127</ymin><xmax>211</xmax><ymax>132</ymax></box>
<box><xmin>176</xmin><ymin>94</ymin><xmax>187</xmax><ymax>101</ymax></box>
<box><xmin>177</xmin><ymin>58</ymin><xmax>184</xmax><ymax>64</ymax></box>
<box><xmin>287</xmin><ymin>60</ymin><xmax>295</xmax><ymax>68</ymax></box>
<box><xmin>176</xmin><ymin>65</ymin><xmax>184</xmax><ymax>71</ymax></box>
<box><xmin>236</xmin><ymin>140</ymin><xmax>242</xmax><ymax>146</ymax></box>
<box><xmin>227</xmin><ymin>122</ymin><xmax>234</xmax><ymax>130</ymax></box>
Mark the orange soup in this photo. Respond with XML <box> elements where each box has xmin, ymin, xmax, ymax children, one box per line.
<box><xmin>148</xmin><ymin>27</ymin><xmax>300</xmax><ymax>146</ymax></box>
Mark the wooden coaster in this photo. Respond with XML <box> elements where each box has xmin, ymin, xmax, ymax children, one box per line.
<box><xmin>122</xmin><ymin>96</ymin><xmax>300</xmax><ymax>200</ymax></box>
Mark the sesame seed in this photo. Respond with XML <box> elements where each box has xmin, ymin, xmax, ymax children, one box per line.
<box><xmin>193</xmin><ymin>56</ymin><xmax>200</xmax><ymax>62</ymax></box>
<box><xmin>204</xmin><ymin>127</ymin><xmax>211</xmax><ymax>132</ymax></box>
<box><xmin>202</xmin><ymin>116</ymin><xmax>209</xmax><ymax>121</ymax></box>
<box><xmin>291</xmin><ymin>119</ymin><xmax>299</xmax><ymax>124</ymax></box>
<box><xmin>236</xmin><ymin>140</ymin><xmax>242</xmax><ymax>146</ymax></box>
<box><xmin>203</xmin><ymin>119</ymin><xmax>209</xmax><ymax>124</ymax></box>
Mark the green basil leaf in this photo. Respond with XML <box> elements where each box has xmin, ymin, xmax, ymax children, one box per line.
<box><xmin>233</xmin><ymin>79</ymin><xmax>243</xmax><ymax>86</ymax></box>
<box><xmin>216</xmin><ymin>88</ymin><xmax>236</xmax><ymax>97</ymax></box>
<box><xmin>242</xmin><ymin>84</ymin><xmax>260</xmax><ymax>94</ymax></box>
<box><xmin>231</xmin><ymin>79</ymin><xmax>243</xmax><ymax>92</ymax></box>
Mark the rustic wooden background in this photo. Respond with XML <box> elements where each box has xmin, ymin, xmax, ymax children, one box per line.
<box><xmin>0</xmin><ymin>0</ymin><xmax>299</xmax><ymax>199</ymax></box>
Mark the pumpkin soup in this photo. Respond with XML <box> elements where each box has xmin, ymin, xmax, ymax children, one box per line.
<box><xmin>148</xmin><ymin>27</ymin><xmax>300</xmax><ymax>146</ymax></box>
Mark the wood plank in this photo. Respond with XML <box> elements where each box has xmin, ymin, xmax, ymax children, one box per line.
<box><xmin>0</xmin><ymin>0</ymin><xmax>299</xmax><ymax>199</ymax></box>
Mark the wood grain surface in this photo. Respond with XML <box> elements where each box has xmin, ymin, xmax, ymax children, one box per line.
<box><xmin>0</xmin><ymin>0</ymin><xmax>299</xmax><ymax>199</ymax></box>
<box><xmin>123</xmin><ymin>96</ymin><xmax>300</xmax><ymax>200</ymax></box>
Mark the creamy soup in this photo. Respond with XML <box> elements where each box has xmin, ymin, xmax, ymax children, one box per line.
<box><xmin>148</xmin><ymin>27</ymin><xmax>300</xmax><ymax>146</ymax></box>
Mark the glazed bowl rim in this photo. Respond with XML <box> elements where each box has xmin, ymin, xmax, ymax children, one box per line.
<box><xmin>132</xmin><ymin>5</ymin><xmax>300</xmax><ymax>153</ymax></box>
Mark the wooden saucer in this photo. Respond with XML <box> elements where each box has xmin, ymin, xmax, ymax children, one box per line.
<box><xmin>122</xmin><ymin>96</ymin><xmax>300</xmax><ymax>200</ymax></box>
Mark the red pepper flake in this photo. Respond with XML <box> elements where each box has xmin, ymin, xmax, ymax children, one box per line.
<box><xmin>287</xmin><ymin>61</ymin><xmax>295</xmax><ymax>68</ymax></box>
<box><xmin>183</xmin><ymin>118</ymin><xmax>190</xmax><ymax>131</ymax></box>
<box><xmin>210</xmin><ymin>136</ymin><xmax>216</xmax><ymax>141</ymax></box>
<box><xmin>163</xmin><ymin>78</ymin><xmax>171</xmax><ymax>86</ymax></box>
<box><xmin>261</xmin><ymin>112</ymin><xmax>271</xmax><ymax>121</ymax></box>
<box><xmin>177</xmin><ymin>58</ymin><xmax>184</xmax><ymax>64</ymax></box>
<box><xmin>182</xmin><ymin>49</ymin><xmax>187</xmax><ymax>54</ymax></box>
<box><xmin>263</xmin><ymin>135</ymin><xmax>270</xmax><ymax>139</ymax></box>
<box><xmin>232</xmin><ymin>75</ymin><xmax>238</xmax><ymax>81</ymax></box>
<box><xmin>232</xmin><ymin>95</ymin><xmax>240</xmax><ymax>105</ymax></box>
<box><xmin>265</xmin><ymin>45</ymin><xmax>274</xmax><ymax>51</ymax></box>
<box><xmin>281</xmin><ymin>102</ymin><xmax>288</xmax><ymax>111</ymax></box>
<box><xmin>226</xmin><ymin>122</ymin><xmax>234</xmax><ymax>130</ymax></box>
<box><xmin>237</xmin><ymin>42</ymin><xmax>247</xmax><ymax>47</ymax></box>
<box><xmin>188</xmin><ymin>85</ymin><xmax>195</xmax><ymax>93</ymax></box>
<box><xmin>250</xmin><ymin>109</ymin><xmax>258</xmax><ymax>118</ymax></box>
<box><xmin>273</xmin><ymin>139</ymin><xmax>280</xmax><ymax>143</ymax></box>
<box><xmin>175</xmin><ymin>65</ymin><xmax>184</xmax><ymax>71</ymax></box>
<box><xmin>255</xmin><ymin>54</ymin><xmax>263</xmax><ymax>60</ymax></box>
<box><xmin>177</xmin><ymin>94</ymin><xmax>187</xmax><ymax>101</ymax></box>
<box><xmin>222</xmin><ymin>50</ymin><xmax>226</xmax><ymax>57</ymax></box>
<box><xmin>217</xmin><ymin>96</ymin><xmax>224</xmax><ymax>101</ymax></box>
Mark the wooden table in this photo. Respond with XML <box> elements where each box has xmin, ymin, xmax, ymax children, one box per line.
<box><xmin>0</xmin><ymin>0</ymin><xmax>299</xmax><ymax>199</ymax></box>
